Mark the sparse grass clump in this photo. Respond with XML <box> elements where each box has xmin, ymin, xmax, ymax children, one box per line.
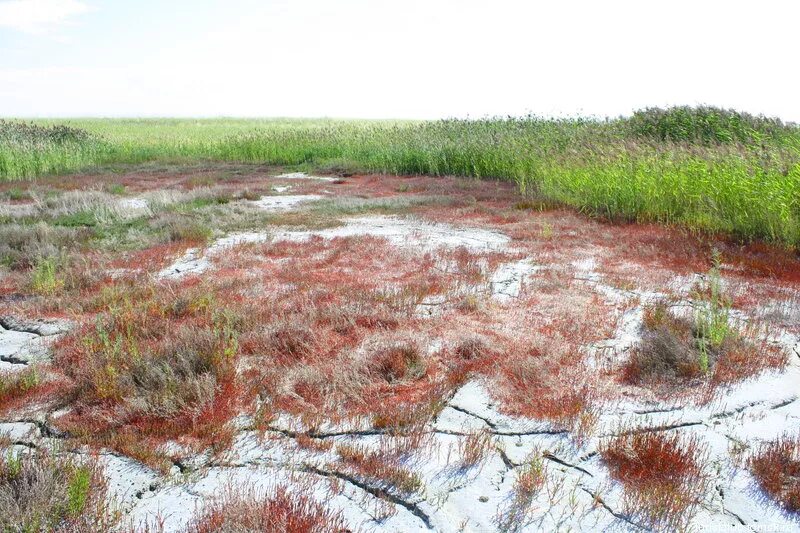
<box><xmin>166</xmin><ymin>219</ymin><xmax>214</xmax><ymax>244</ymax></box>
<box><xmin>513</xmin><ymin>452</ymin><xmax>546</xmax><ymax>507</ymax></box>
<box><xmin>748</xmin><ymin>434</ymin><xmax>800</xmax><ymax>513</ymax></box>
<box><xmin>187</xmin><ymin>484</ymin><xmax>352</xmax><ymax>533</ymax></box>
<box><xmin>457</xmin><ymin>430</ymin><xmax>493</xmax><ymax>470</ymax></box>
<box><xmin>496</xmin><ymin>451</ymin><xmax>546</xmax><ymax>532</ymax></box>
<box><xmin>600</xmin><ymin>430</ymin><xmax>709</xmax><ymax>528</ymax></box>
<box><xmin>0</xmin><ymin>450</ymin><xmax>117</xmax><ymax>532</ymax></box>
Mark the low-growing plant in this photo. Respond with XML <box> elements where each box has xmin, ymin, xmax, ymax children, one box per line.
<box><xmin>496</xmin><ymin>451</ymin><xmax>546</xmax><ymax>532</ymax></box>
<box><xmin>600</xmin><ymin>430</ymin><xmax>709</xmax><ymax>529</ymax></box>
<box><xmin>748</xmin><ymin>434</ymin><xmax>800</xmax><ymax>513</ymax></box>
<box><xmin>371</xmin><ymin>341</ymin><xmax>426</xmax><ymax>384</ymax></box>
<box><xmin>514</xmin><ymin>452</ymin><xmax>546</xmax><ymax>507</ymax></box>
<box><xmin>5</xmin><ymin>187</ymin><xmax>29</xmax><ymax>201</ymax></box>
<box><xmin>0</xmin><ymin>450</ymin><xmax>117</xmax><ymax>531</ymax></box>
<box><xmin>30</xmin><ymin>257</ymin><xmax>64</xmax><ymax>295</ymax></box>
<box><xmin>104</xmin><ymin>183</ymin><xmax>126</xmax><ymax>195</ymax></box>
<box><xmin>186</xmin><ymin>484</ymin><xmax>352</xmax><ymax>533</ymax></box>
<box><xmin>624</xmin><ymin>303</ymin><xmax>706</xmax><ymax>384</ymax></box>
<box><xmin>336</xmin><ymin>443</ymin><xmax>423</xmax><ymax>495</ymax></box>
<box><xmin>452</xmin><ymin>335</ymin><xmax>490</xmax><ymax>360</ymax></box>
<box><xmin>53</xmin><ymin>279</ymin><xmax>245</xmax><ymax>462</ymax></box>
<box><xmin>457</xmin><ymin>430</ymin><xmax>493</xmax><ymax>471</ymax></box>
<box><xmin>0</xmin><ymin>367</ymin><xmax>40</xmax><ymax>413</ymax></box>
<box><xmin>166</xmin><ymin>219</ymin><xmax>214</xmax><ymax>244</ymax></box>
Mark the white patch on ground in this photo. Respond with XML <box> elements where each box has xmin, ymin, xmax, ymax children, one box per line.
<box><xmin>271</xmin><ymin>185</ymin><xmax>291</xmax><ymax>193</ymax></box>
<box><xmin>0</xmin><ymin>202</ymin><xmax>36</xmax><ymax>217</ymax></box>
<box><xmin>117</xmin><ymin>197</ymin><xmax>150</xmax><ymax>213</ymax></box>
<box><xmin>0</xmin><ymin>421</ymin><xmax>40</xmax><ymax>442</ymax></box>
<box><xmin>250</xmin><ymin>194</ymin><xmax>323</xmax><ymax>211</ymax></box>
<box><xmin>158</xmin><ymin>232</ymin><xmax>270</xmax><ymax>279</ymax></box>
<box><xmin>96</xmin><ymin>453</ymin><xmax>163</xmax><ymax>512</ymax></box>
<box><xmin>274</xmin><ymin>171</ymin><xmax>338</xmax><ymax>182</ymax></box>
<box><xmin>287</xmin><ymin>216</ymin><xmax>511</xmax><ymax>252</ymax></box>
<box><xmin>0</xmin><ymin>316</ymin><xmax>71</xmax><ymax>368</ymax></box>
<box><xmin>160</xmin><ymin>215</ymin><xmax>512</xmax><ymax>279</ymax></box>
<box><xmin>489</xmin><ymin>259</ymin><xmax>540</xmax><ymax>302</ymax></box>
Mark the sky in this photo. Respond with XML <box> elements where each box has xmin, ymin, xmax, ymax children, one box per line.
<box><xmin>0</xmin><ymin>0</ymin><xmax>798</xmax><ymax>120</ymax></box>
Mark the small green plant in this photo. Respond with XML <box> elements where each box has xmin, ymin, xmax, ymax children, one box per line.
<box><xmin>67</xmin><ymin>467</ymin><xmax>91</xmax><ymax>516</ymax></box>
<box><xmin>0</xmin><ymin>451</ymin><xmax>116</xmax><ymax>531</ymax></box>
<box><xmin>30</xmin><ymin>257</ymin><xmax>64</xmax><ymax>295</ymax></box>
<box><xmin>52</xmin><ymin>210</ymin><xmax>98</xmax><ymax>227</ymax></box>
<box><xmin>104</xmin><ymin>183</ymin><xmax>126</xmax><ymax>195</ymax></box>
<box><xmin>540</xmin><ymin>222</ymin><xmax>554</xmax><ymax>239</ymax></box>
<box><xmin>694</xmin><ymin>250</ymin><xmax>732</xmax><ymax>373</ymax></box>
<box><xmin>6</xmin><ymin>187</ymin><xmax>29</xmax><ymax>201</ymax></box>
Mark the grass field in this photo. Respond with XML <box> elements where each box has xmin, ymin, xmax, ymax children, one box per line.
<box><xmin>1</xmin><ymin>106</ymin><xmax>799</xmax><ymax>246</ymax></box>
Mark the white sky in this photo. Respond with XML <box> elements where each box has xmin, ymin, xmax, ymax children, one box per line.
<box><xmin>0</xmin><ymin>0</ymin><xmax>798</xmax><ymax>120</ymax></box>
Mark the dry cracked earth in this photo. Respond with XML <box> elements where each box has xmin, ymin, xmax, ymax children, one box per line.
<box><xmin>1</xmin><ymin>165</ymin><xmax>799</xmax><ymax>532</ymax></box>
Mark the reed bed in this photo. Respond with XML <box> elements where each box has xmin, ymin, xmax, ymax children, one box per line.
<box><xmin>2</xmin><ymin>107</ymin><xmax>798</xmax><ymax>246</ymax></box>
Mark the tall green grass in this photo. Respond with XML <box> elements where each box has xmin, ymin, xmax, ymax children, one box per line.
<box><xmin>2</xmin><ymin>108</ymin><xmax>799</xmax><ymax>247</ymax></box>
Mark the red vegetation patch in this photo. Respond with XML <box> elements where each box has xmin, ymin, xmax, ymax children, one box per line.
<box><xmin>51</xmin><ymin>278</ymin><xmax>249</xmax><ymax>465</ymax></box>
<box><xmin>335</xmin><ymin>442</ymin><xmax>422</xmax><ymax>495</ymax></box>
<box><xmin>600</xmin><ymin>430</ymin><xmax>709</xmax><ymax>528</ymax></box>
<box><xmin>187</xmin><ymin>484</ymin><xmax>352</xmax><ymax>533</ymax></box>
<box><xmin>488</xmin><ymin>290</ymin><xmax>613</xmax><ymax>433</ymax></box>
<box><xmin>749</xmin><ymin>434</ymin><xmax>800</xmax><ymax>513</ymax></box>
<box><xmin>110</xmin><ymin>241</ymin><xmax>194</xmax><ymax>272</ymax></box>
<box><xmin>0</xmin><ymin>368</ymin><xmax>68</xmax><ymax>416</ymax></box>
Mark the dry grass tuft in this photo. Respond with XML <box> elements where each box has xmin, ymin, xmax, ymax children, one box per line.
<box><xmin>748</xmin><ymin>434</ymin><xmax>800</xmax><ymax>513</ymax></box>
<box><xmin>457</xmin><ymin>429</ymin><xmax>493</xmax><ymax>470</ymax></box>
<box><xmin>496</xmin><ymin>451</ymin><xmax>546</xmax><ymax>532</ymax></box>
<box><xmin>623</xmin><ymin>303</ymin><xmax>706</xmax><ymax>384</ymax></box>
<box><xmin>452</xmin><ymin>335</ymin><xmax>490</xmax><ymax>361</ymax></box>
